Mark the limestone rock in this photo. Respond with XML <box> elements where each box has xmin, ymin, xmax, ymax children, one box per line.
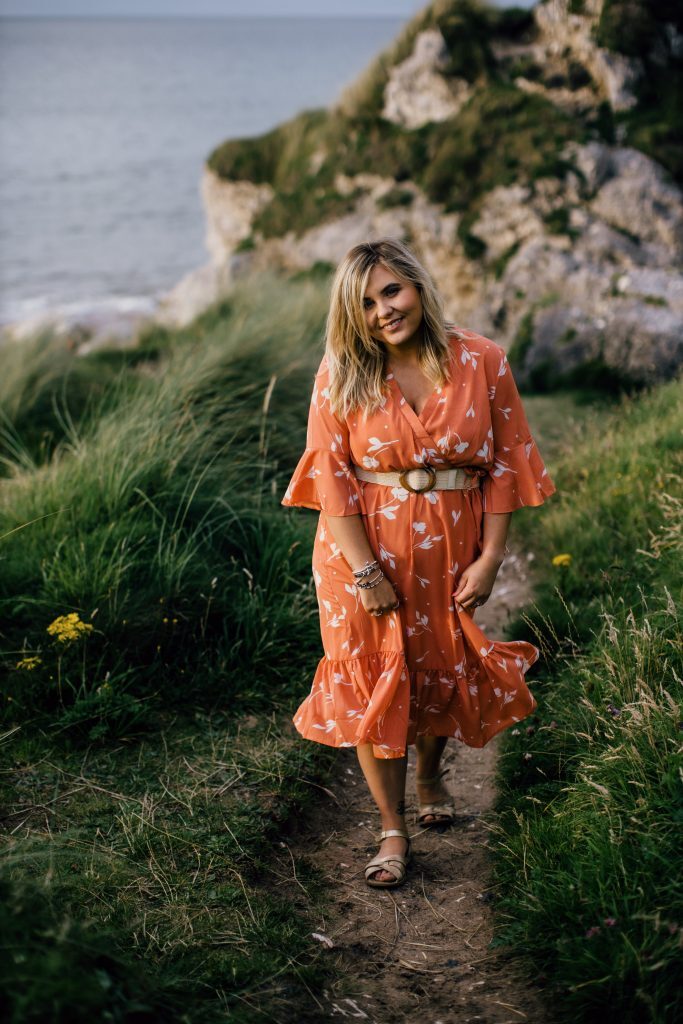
<box><xmin>589</xmin><ymin>147</ymin><xmax>683</xmax><ymax>257</ymax></box>
<box><xmin>201</xmin><ymin>167</ymin><xmax>274</xmax><ymax>265</ymax></box>
<box><xmin>525</xmin><ymin>296</ymin><xmax>683</xmax><ymax>388</ymax></box>
<box><xmin>382</xmin><ymin>28</ymin><xmax>472</xmax><ymax>129</ymax></box>
<box><xmin>533</xmin><ymin>0</ymin><xmax>641</xmax><ymax>112</ymax></box>
<box><xmin>469</xmin><ymin>185</ymin><xmax>545</xmax><ymax>264</ymax></box>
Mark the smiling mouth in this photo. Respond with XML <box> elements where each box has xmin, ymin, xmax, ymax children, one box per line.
<box><xmin>382</xmin><ymin>316</ymin><xmax>404</xmax><ymax>330</ymax></box>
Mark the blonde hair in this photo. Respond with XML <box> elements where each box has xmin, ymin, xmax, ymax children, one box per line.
<box><xmin>325</xmin><ymin>238</ymin><xmax>462</xmax><ymax>418</ymax></box>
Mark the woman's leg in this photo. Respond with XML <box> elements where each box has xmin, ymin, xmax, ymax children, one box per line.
<box><xmin>415</xmin><ymin>735</ymin><xmax>450</xmax><ymax>823</ymax></box>
<box><xmin>356</xmin><ymin>744</ymin><xmax>408</xmax><ymax>883</ymax></box>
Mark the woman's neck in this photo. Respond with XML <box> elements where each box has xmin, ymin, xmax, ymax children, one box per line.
<box><xmin>383</xmin><ymin>334</ymin><xmax>422</xmax><ymax>370</ymax></box>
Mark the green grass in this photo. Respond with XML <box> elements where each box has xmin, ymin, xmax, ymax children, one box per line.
<box><xmin>0</xmin><ymin>716</ymin><xmax>333</xmax><ymax>1023</ymax></box>
<box><xmin>208</xmin><ymin>83</ymin><xmax>581</xmax><ymax>244</ymax></box>
<box><xmin>0</xmin><ymin>270</ymin><xmax>330</xmax><ymax>737</ymax></box>
<box><xmin>0</xmin><ymin>268</ymin><xmax>340</xmax><ymax>1021</ymax></box>
<box><xmin>491</xmin><ymin>376</ymin><xmax>683</xmax><ymax>1024</ymax></box>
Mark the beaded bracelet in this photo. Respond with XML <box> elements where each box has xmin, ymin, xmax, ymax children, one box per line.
<box><xmin>357</xmin><ymin>576</ymin><xmax>385</xmax><ymax>590</ymax></box>
<box><xmin>356</xmin><ymin>570</ymin><xmax>385</xmax><ymax>590</ymax></box>
<box><xmin>353</xmin><ymin>558</ymin><xmax>380</xmax><ymax>573</ymax></box>
<box><xmin>352</xmin><ymin>559</ymin><xmax>381</xmax><ymax>580</ymax></box>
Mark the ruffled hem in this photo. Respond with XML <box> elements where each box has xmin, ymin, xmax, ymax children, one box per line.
<box><xmin>292</xmin><ymin>650</ymin><xmax>410</xmax><ymax>759</ymax></box>
<box><xmin>281</xmin><ymin>447</ymin><xmax>364</xmax><ymax>516</ymax></box>
<box><xmin>292</xmin><ymin>610</ymin><xmax>539</xmax><ymax>760</ymax></box>
<box><xmin>482</xmin><ymin>437</ymin><xmax>556</xmax><ymax>514</ymax></box>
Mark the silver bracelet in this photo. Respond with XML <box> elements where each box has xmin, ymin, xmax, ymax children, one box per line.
<box><xmin>356</xmin><ymin>570</ymin><xmax>385</xmax><ymax>590</ymax></box>
<box><xmin>352</xmin><ymin>559</ymin><xmax>380</xmax><ymax>579</ymax></box>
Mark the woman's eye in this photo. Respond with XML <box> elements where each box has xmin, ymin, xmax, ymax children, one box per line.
<box><xmin>363</xmin><ymin>284</ymin><xmax>399</xmax><ymax>308</ymax></box>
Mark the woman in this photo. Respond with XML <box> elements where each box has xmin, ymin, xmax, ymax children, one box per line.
<box><xmin>281</xmin><ymin>238</ymin><xmax>556</xmax><ymax>888</ymax></box>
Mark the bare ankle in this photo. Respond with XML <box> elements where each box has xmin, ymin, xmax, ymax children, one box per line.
<box><xmin>376</xmin><ymin>808</ymin><xmax>406</xmax><ymax>838</ymax></box>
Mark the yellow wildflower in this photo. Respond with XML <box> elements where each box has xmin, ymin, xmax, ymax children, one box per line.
<box><xmin>16</xmin><ymin>655</ymin><xmax>43</xmax><ymax>671</ymax></box>
<box><xmin>552</xmin><ymin>553</ymin><xmax>572</xmax><ymax>567</ymax></box>
<box><xmin>47</xmin><ymin>612</ymin><xmax>94</xmax><ymax>643</ymax></box>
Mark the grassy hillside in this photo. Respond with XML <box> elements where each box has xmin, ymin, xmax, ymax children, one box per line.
<box><xmin>0</xmin><ymin>270</ymin><xmax>337</xmax><ymax>1022</ymax></box>
<box><xmin>0</xmin><ymin>720</ymin><xmax>331</xmax><ymax>1023</ymax></box>
<box><xmin>493</xmin><ymin>375</ymin><xmax>683</xmax><ymax>1023</ymax></box>
<box><xmin>1</xmin><ymin>272</ymin><xmax>331</xmax><ymax>738</ymax></box>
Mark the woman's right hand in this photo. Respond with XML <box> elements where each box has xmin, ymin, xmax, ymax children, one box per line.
<box><xmin>358</xmin><ymin>575</ymin><xmax>400</xmax><ymax>617</ymax></box>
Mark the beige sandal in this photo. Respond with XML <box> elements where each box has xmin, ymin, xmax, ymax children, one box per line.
<box><xmin>416</xmin><ymin>767</ymin><xmax>456</xmax><ymax>828</ymax></box>
<box><xmin>364</xmin><ymin>828</ymin><xmax>411</xmax><ymax>889</ymax></box>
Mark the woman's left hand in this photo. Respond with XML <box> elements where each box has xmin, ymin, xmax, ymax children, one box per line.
<box><xmin>453</xmin><ymin>552</ymin><xmax>504</xmax><ymax>612</ymax></box>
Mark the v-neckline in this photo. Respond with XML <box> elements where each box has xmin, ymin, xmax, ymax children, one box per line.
<box><xmin>386</xmin><ymin>371</ymin><xmax>439</xmax><ymax>425</ymax></box>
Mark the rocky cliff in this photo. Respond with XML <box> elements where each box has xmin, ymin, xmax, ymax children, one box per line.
<box><xmin>159</xmin><ymin>0</ymin><xmax>683</xmax><ymax>390</ymax></box>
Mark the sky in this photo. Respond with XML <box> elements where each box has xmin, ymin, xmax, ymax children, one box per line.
<box><xmin>0</xmin><ymin>0</ymin><xmax>534</xmax><ymax>16</ymax></box>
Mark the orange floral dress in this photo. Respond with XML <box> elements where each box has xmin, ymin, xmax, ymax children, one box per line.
<box><xmin>281</xmin><ymin>329</ymin><xmax>556</xmax><ymax>759</ymax></box>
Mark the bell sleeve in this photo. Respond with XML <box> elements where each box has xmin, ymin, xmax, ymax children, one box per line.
<box><xmin>481</xmin><ymin>344</ymin><xmax>556</xmax><ymax>514</ymax></box>
<box><xmin>281</xmin><ymin>371</ymin><xmax>364</xmax><ymax>516</ymax></box>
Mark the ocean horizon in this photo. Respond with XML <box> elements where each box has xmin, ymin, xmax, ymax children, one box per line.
<box><xmin>0</xmin><ymin>15</ymin><xmax>405</xmax><ymax>331</ymax></box>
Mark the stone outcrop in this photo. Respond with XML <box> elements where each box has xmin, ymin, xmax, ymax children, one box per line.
<box><xmin>162</xmin><ymin>133</ymin><xmax>683</xmax><ymax>386</ymax></box>
<box><xmin>201</xmin><ymin>169</ymin><xmax>274</xmax><ymax>264</ymax></box>
<box><xmin>478</xmin><ymin>141</ymin><xmax>683</xmax><ymax>388</ymax></box>
<box><xmin>382</xmin><ymin>28</ymin><xmax>472</xmax><ymax>129</ymax></box>
<box><xmin>587</xmin><ymin>147</ymin><xmax>683</xmax><ymax>253</ymax></box>
<box><xmin>533</xmin><ymin>0</ymin><xmax>641</xmax><ymax>111</ymax></box>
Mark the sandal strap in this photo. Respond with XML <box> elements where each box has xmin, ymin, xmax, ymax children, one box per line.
<box><xmin>418</xmin><ymin>805</ymin><xmax>455</xmax><ymax>820</ymax></box>
<box><xmin>366</xmin><ymin>853</ymin><xmax>409</xmax><ymax>870</ymax></box>
<box><xmin>379</xmin><ymin>828</ymin><xmax>409</xmax><ymax>840</ymax></box>
<box><xmin>365</xmin><ymin>854</ymin><xmax>408</xmax><ymax>881</ymax></box>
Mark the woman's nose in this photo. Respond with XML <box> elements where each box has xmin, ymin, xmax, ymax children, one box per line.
<box><xmin>377</xmin><ymin>299</ymin><xmax>394</xmax><ymax>319</ymax></box>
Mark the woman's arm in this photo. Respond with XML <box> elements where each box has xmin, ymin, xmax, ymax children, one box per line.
<box><xmin>481</xmin><ymin>510</ymin><xmax>511</xmax><ymax>565</ymax></box>
<box><xmin>324</xmin><ymin>512</ymin><xmax>376</xmax><ymax>571</ymax></box>
<box><xmin>453</xmin><ymin>511</ymin><xmax>511</xmax><ymax>611</ymax></box>
<box><xmin>327</xmin><ymin>508</ymin><xmax>510</xmax><ymax>614</ymax></box>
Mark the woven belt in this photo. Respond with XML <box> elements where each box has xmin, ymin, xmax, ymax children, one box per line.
<box><xmin>354</xmin><ymin>465</ymin><xmax>479</xmax><ymax>494</ymax></box>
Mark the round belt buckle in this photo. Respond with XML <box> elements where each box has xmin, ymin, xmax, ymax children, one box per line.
<box><xmin>399</xmin><ymin>465</ymin><xmax>437</xmax><ymax>493</ymax></box>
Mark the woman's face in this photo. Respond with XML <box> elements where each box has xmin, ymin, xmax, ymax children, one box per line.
<box><xmin>363</xmin><ymin>263</ymin><xmax>423</xmax><ymax>350</ymax></box>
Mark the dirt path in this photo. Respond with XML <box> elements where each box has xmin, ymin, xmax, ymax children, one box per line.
<box><xmin>287</xmin><ymin>549</ymin><xmax>553</xmax><ymax>1024</ymax></box>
